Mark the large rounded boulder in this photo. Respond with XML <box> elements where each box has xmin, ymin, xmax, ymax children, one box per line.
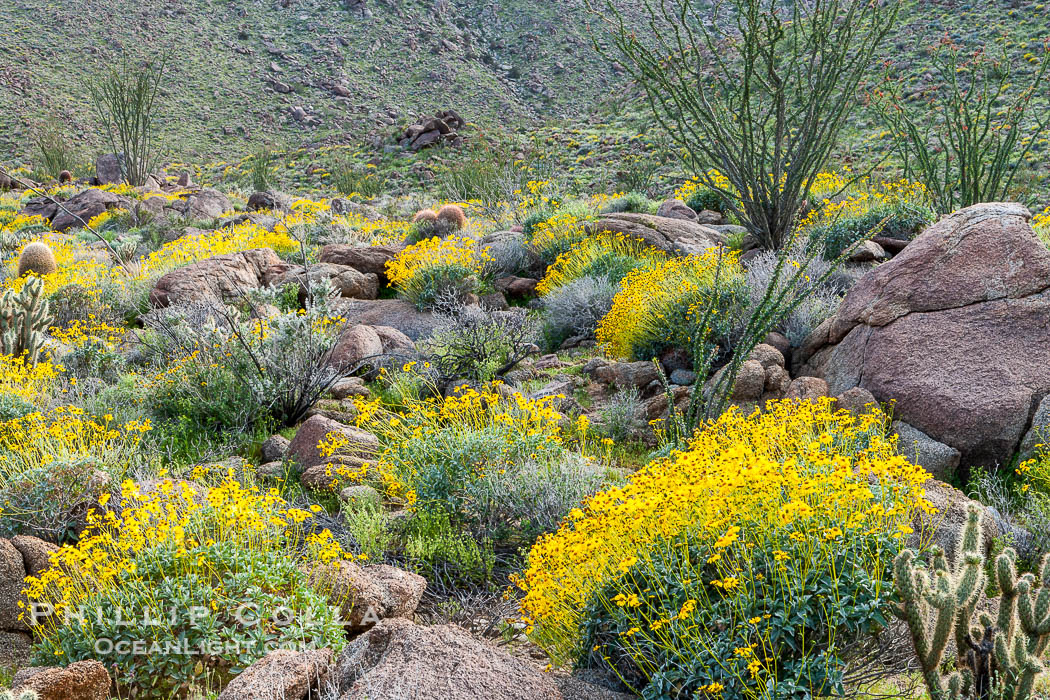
<box><xmin>796</xmin><ymin>203</ymin><xmax>1050</xmax><ymax>473</ymax></box>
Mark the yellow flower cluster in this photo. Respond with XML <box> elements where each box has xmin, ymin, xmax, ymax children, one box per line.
<box><xmin>595</xmin><ymin>250</ymin><xmax>743</xmax><ymax>361</ymax></box>
<box><xmin>536</xmin><ymin>232</ymin><xmax>667</xmax><ymax>296</ymax></box>
<box><xmin>514</xmin><ymin>398</ymin><xmax>933</xmax><ymax>663</ymax></box>
<box><xmin>49</xmin><ymin>315</ymin><xmax>126</xmax><ymax>349</ymax></box>
<box><xmin>0</xmin><ymin>355</ymin><xmax>60</xmax><ymax>404</ymax></box>
<box><xmin>798</xmin><ymin>177</ymin><xmax>928</xmax><ymax>230</ymax></box>
<box><xmin>0</xmin><ymin>406</ymin><xmax>150</xmax><ymax>481</ymax></box>
<box><xmin>1032</xmin><ymin>206</ymin><xmax>1050</xmax><ymax>247</ymax></box>
<box><xmin>673</xmin><ymin>170</ymin><xmax>734</xmax><ymax>203</ymax></box>
<box><xmin>385</xmin><ymin>235</ymin><xmax>490</xmax><ymax>288</ymax></box>
<box><xmin>528</xmin><ymin>213</ymin><xmax>590</xmax><ymax>260</ymax></box>
<box><xmin>22</xmin><ymin>476</ymin><xmax>351</xmax><ymax>625</ymax></box>
<box><xmin>351</xmin><ymin>383</ymin><xmax>568</xmax><ymax>505</ymax></box>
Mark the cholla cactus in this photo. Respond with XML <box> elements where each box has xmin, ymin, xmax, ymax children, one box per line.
<box><xmin>894</xmin><ymin>504</ymin><xmax>1050</xmax><ymax>700</ymax></box>
<box><xmin>0</xmin><ymin>276</ymin><xmax>52</xmax><ymax>363</ymax></box>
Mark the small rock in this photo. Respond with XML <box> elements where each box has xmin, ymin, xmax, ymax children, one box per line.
<box><xmin>655</xmin><ymin>198</ymin><xmax>697</xmax><ymax>222</ymax></box>
<box><xmin>330</xmin><ymin>376</ymin><xmax>370</xmax><ymax>400</ymax></box>
<box><xmin>217</xmin><ymin>648</ymin><xmax>333</xmax><ymax>700</ymax></box>
<box><xmin>287</xmin><ymin>415</ymin><xmax>379</xmax><ymax>471</ymax></box>
<box><xmin>730</xmin><ymin>360</ymin><xmax>766</xmax><ymax>401</ymax></box>
<box><xmin>785</xmin><ymin>376</ymin><xmax>829</xmax><ymax>402</ymax></box>
<box><xmin>340</xmin><ymin>484</ymin><xmax>382</xmax><ymax>507</ymax></box>
<box><xmin>893</xmin><ymin>420</ymin><xmax>962</xmax><ymax>479</ymax></box>
<box><xmin>669</xmin><ymin>369</ymin><xmax>697</xmax><ymax>386</ymax></box>
<box><xmin>748</xmin><ymin>343</ymin><xmax>785</xmax><ymax>370</ymax></box>
<box><xmin>311</xmin><ymin>562</ymin><xmax>425</xmax><ymax>633</ymax></box>
<box><xmin>848</xmin><ymin>240</ymin><xmax>889</xmax><ymax>263</ymax></box>
<box><xmin>260</xmin><ymin>435</ymin><xmax>291</xmax><ymax>463</ymax></box>
<box><xmin>835</xmin><ymin>387</ymin><xmax>878</xmax><ymax>414</ymax></box>
<box><xmin>335</xmin><ymin>618</ymin><xmax>561</xmax><ymax>699</ymax></box>
<box><xmin>13</xmin><ymin>660</ymin><xmax>111</xmax><ymax>700</ymax></box>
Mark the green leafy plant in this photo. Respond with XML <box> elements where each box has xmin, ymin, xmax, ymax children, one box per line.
<box><xmin>85</xmin><ymin>51</ymin><xmax>168</xmax><ymax>186</ymax></box>
<box><xmin>875</xmin><ymin>39</ymin><xmax>1050</xmax><ymax>214</ymax></box>
<box><xmin>600</xmin><ymin>0</ymin><xmax>900</xmax><ymax>248</ymax></box>
<box><xmin>33</xmin><ymin>121</ymin><xmax>79</xmax><ymax>181</ymax></box>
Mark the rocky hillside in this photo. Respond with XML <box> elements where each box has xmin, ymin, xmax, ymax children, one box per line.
<box><xmin>0</xmin><ymin>0</ymin><xmax>637</xmax><ymax>161</ymax></box>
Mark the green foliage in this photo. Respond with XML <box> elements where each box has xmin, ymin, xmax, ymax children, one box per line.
<box><xmin>0</xmin><ymin>277</ymin><xmax>52</xmax><ymax>364</ymax></box>
<box><xmin>35</xmin><ymin>544</ymin><xmax>343</xmax><ymax>697</ymax></box>
<box><xmin>332</xmin><ymin>160</ymin><xmax>386</xmax><ymax>200</ymax></box>
<box><xmin>85</xmin><ymin>51</ymin><xmax>168</xmax><ymax>186</ymax></box>
<box><xmin>875</xmin><ymin>40</ymin><xmax>1050</xmax><ymax>214</ymax></box>
<box><xmin>247</xmin><ymin>144</ymin><xmax>277</xmax><ymax>192</ymax></box>
<box><xmin>0</xmin><ymin>394</ymin><xmax>34</xmax><ymax>423</ymax></box>
<box><xmin>894</xmin><ymin>505</ymin><xmax>1050</xmax><ymax>700</ymax></box>
<box><xmin>0</xmin><ymin>458</ymin><xmax>111</xmax><ymax>542</ymax></box>
<box><xmin>600</xmin><ymin>191</ymin><xmax>654</xmax><ymax>215</ymax></box>
<box><xmin>403</xmin><ymin>509</ymin><xmax>494</xmax><ymax>583</ymax></box>
<box><xmin>603</xmin><ymin>0</ymin><xmax>900</xmax><ymax>248</ymax></box>
<box><xmin>343</xmin><ymin>501</ymin><xmax>395</xmax><ymax>562</ymax></box>
<box><xmin>685</xmin><ymin>186</ymin><xmax>729</xmax><ymax>214</ymax></box>
<box><xmin>809</xmin><ymin>200</ymin><xmax>934</xmax><ymax>259</ymax></box>
<box><xmin>33</xmin><ymin>120</ymin><xmax>79</xmax><ymax>181</ymax></box>
<box><xmin>584</xmin><ymin>527</ymin><xmax>899</xmax><ymax>699</ymax></box>
<box><xmin>522</xmin><ymin>208</ymin><xmax>553</xmax><ymax>237</ymax></box>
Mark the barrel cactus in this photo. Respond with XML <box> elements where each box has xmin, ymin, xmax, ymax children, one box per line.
<box><xmin>17</xmin><ymin>241</ymin><xmax>58</xmax><ymax>277</ymax></box>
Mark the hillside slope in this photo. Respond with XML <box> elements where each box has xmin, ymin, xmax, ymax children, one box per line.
<box><xmin>0</xmin><ymin>0</ymin><xmax>633</xmax><ymax>162</ymax></box>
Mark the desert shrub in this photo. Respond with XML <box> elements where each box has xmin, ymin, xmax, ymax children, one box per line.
<box><xmin>0</xmin><ymin>406</ymin><xmax>150</xmax><ymax>540</ymax></box>
<box><xmin>145</xmin><ymin>292</ymin><xmax>350</xmax><ymax>433</ymax></box>
<box><xmin>85</xmin><ymin>52</ymin><xmax>168</xmax><ymax>186</ymax></box>
<box><xmin>682</xmin><ymin>181</ymin><xmax>731</xmax><ymax>214</ymax></box>
<box><xmin>51</xmin><ymin>317</ymin><xmax>128</xmax><ymax>384</ymax></box>
<box><xmin>351</xmin><ymin>382</ymin><xmax>607</xmax><ymax>544</ymax></box>
<box><xmin>528</xmin><ymin>212</ymin><xmax>594</xmax><ymax>266</ymax></box>
<box><xmin>603</xmin><ymin>0</ymin><xmax>898</xmax><ymax>249</ymax></box>
<box><xmin>247</xmin><ymin>143</ymin><xmax>277</xmax><ymax>192</ymax></box>
<box><xmin>536</xmin><ymin>232</ymin><xmax>666</xmax><ymax>296</ymax></box>
<box><xmin>332</xmin><ymin>160</ymin><xmax>386</xmax><ymax>200</ymax></box>
<box><xmin>403</xmin><ymin>509</ymin><xmax>495</xmax><ymax>583</ymax></box>
<box><xmin>744</xmin><ymin>245</ymin><xmax>841</xmax><ymax>346</ymax></box>
<box><xmin>483</xmin><ymin>233</ymin><xmax>532</xmax><ymax>277</ymax></box>
<box><xmin>0</xmin><ymin>395</ymin><xmax>33</xmax><ymax>423</ymax></box>
<box><xmin>804</xmin><ymin>184</ymin><xmax>934</xmax><ymax>260</ymax></box>
<box><xmin>875</xmin><ymin>40</ymin><xmax>1050</xmax><ymax>214</ymax></box>
<box><xmin>540</xmin><ymin>276</ymin><xmax>618</xmax><ymax>348</ymax></box>
<box><xmin>600</xmin><ymin>192</ymin><xmax>655</xmax><ymax>215</ymax></box>
<box><xmin>33</xmin><ymin>121</ymin><xmax>79</xmax><ymax>181</ymax></box>
<box><xmin>386</xmin><ymin>236</ymin><xmax>491</xmax><ymax>310</ymax></box>
<box><xmin>522</xmin><ymin>208</ymin><xmax>555</xmax><ymax>238</ymax></box>
<box><xmin>423</xmin><ymin>298</ymin><xmax>536</xmax><ymax>384</ymax></box>
<box><xmin>25</xmin><ymin>478</ymin><xmax>349</xmax><ymax>697</ymax></box>
<box><xmin>596</xmin><ymin>250</ymin><xmax>748</xmax><ymax>365</ymax></box>
<box><xmin>343</xmin><ymin>500</ymin><xmax>395</xmax><ymax>562</ymax></box>
<box><xmin>599</xmin><ymin>385</ymin><xmax>645</xmax><ymax>441</ymax></box>
<box><xmin>516</xmin><ymin>399</ymin><xmax>931</xmax><ymax>697</ymax></box>
<box><xmin>972</xmin><ymin>453</ymin><xmax>1050</xmax><ymax>571</ymax></box>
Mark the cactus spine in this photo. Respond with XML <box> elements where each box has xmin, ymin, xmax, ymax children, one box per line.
<box><xmin>894</xmin><ymin>504</ymin><xmax>1050</xmax><ymax>700</ymax></box>
<box><xmin>0</xmin><ymin>277</ymin><xmax>51</xmax><ymax>363</ymax></box>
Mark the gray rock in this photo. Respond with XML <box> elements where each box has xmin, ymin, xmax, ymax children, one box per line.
<box><xmin>669</xmin><ymin>369</ymin><xmax>697</xmax><ymax>386</ymax></box>
<box><xmin>893</xmin><ymin>420</ymin><xmax>962</xmax><ymax>479</ymax></box>
<box><xmin>260</xmin><ymin>435</ymin><xmax>291</xmax><ymax>463</ymax></box>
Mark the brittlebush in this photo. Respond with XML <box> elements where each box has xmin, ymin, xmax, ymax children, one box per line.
<box><xmin>515</xmin><ymin>398</ymin><xmax>932</xmax><ymax>694</ymax></box>
<box><xmin>536</xmin><ymin>231</ymin><xmax>667</xmax><ymax>296</ymax></box>
<box><xmin>595</xmin><ymin>250</ymin><xmax>747</xmax><ymax>364</ymax></box>
<box><xmin>22</xmin><ymin>476</ymin><xmax>351</xmax><ymax>696</ymax></box>
<box><xmin>386</xmin><ymin>235</ymin><xmax>491</xmax><ymax>309</ymax></box>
